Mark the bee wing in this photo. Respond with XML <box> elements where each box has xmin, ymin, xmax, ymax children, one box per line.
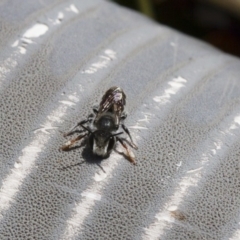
<box><xmin>98</xmin><ymin>86</ymin><xmax>126</xmax><ymax>114</ymax></box>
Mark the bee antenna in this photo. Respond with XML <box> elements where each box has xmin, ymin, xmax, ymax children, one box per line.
<box><xmin>111</xmin><ymin>132</ymin><xmax>123</xmax><ymax>137</ymax></box>
<box><xmin>104</xmin><ymin>132</ymin><xmax>123</xmax><ymax>143</ymax></box>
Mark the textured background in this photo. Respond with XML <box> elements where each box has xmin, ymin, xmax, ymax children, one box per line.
<box><xmin>0</xmin><ymin>0</ymin><xmax>240</xmax><ymax>239</ymax></box>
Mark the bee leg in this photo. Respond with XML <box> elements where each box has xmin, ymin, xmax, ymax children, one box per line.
<box><xmin>63</xmin><ymin>119</ymin><xmax>90</xmax><ymax>137</ymax></box>
<box><xmin>116</xmin><ymin>137</ymin><xmax>136</xmax><ymax>165</ymax></box>
<box><xmin>118</xmin><ymin>137</ymin><xmax>138</xmax><ymax>150</ymax></box>
<box><xmin>61</xmin><ymin>133</ymin><xmax>87</xmax><ymax>151</ymax></box>
<box><xmin>92</xmin><ymin>104</ymin><xmax>99</xmax><ymax>114</ymax></box>
<box><xmin>121</xmin><ymin>111</ymin><xmax>127</xmax><ymax>120</ymax></box>
<box><xmin>121</xmin><ymin>124</ymin><xmax>138</xmax><ymax>150</ymax></box>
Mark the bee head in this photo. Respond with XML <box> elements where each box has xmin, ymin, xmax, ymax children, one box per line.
<box><xmin>88</xmin><ymin>130</ymin><xmax>123</xmax><ymax>157</ymax></box>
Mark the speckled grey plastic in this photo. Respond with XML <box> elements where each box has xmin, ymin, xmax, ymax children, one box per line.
<box><xmin>0</xmin><ymin>0</ymin><xmax>240</xmax><ymax>239</ymax></box>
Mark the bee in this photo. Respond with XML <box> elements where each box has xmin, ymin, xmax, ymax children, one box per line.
<box><xmin>61</xmin><ymin>87</ymin><xmax>138</xmax><ymax>165</ymax></box>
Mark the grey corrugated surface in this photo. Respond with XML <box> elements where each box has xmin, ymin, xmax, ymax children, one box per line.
<box><xmin>0</xmin><ymin>0</ymin><xmax>240</xmax><ymax>239</ymax></box>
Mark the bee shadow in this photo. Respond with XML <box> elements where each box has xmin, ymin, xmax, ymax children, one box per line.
<box><xmin>59</xmin><ymin>143</ymin><xmax>106</xmax><ymax>173</ymax></box>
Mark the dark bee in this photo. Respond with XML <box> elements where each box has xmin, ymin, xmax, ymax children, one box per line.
<box><xmin>61</xmin><ymin>86</ymin><xmax>137</xmax><ymax>164</ymax></box>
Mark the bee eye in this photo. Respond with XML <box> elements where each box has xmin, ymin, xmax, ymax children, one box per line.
<box><xmin>88</xmin><ymin>135</ymin><xmax>94</xmax><ymax>150</ymax></box>
<box><xmin>107</xmin><ymin>137</ymin><xmax>115</xmax><ymax>152</ymax></box>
